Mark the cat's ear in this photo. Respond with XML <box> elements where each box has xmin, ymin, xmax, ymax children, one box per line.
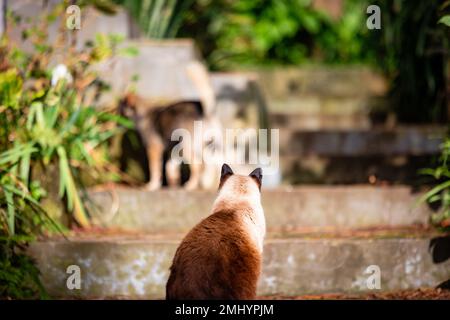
<box><xmin>219</xmin><ymin>164</ymin><xmax>233</xmax><ymax>188</ymax></box>
<box><xmin>249</xmin><ymin>168</ymin><xmax>262</xmax><ymax>190</ymax></box>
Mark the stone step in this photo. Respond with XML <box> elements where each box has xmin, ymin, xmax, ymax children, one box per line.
<box><xmin>266</xmin><ymin>96</ymin><xmax>383</xmax><ymax>116</ymax></box>
<box><xmin>275</xmin><ymin>126</ymin><xmax>444</xmax><ymax>184</ymax></box>
<box><xmin>29</xmin><ymin>234</ymin><xmax>450</xmax><ymax>299</ymax></box>
<box><xmin>280</xmin><ymin>155</ymin><xmax>433</xmax><ymax>185</ymax></box>
<box><xmin>95</xmin><ymin>39</ymin><xmax>206</xmax><ymax>107</ymax></box>
<box><xmin>270</xmin><ymin>112</ymin><xmax>371</xmax><ymax>130</ymax></box>
<box><xmin>279</xmin><ymin>126</ymin><xmax>445</xmax><ymax>157</ymax></box>
<box><xmin>256</xmin><ymin>67</ymin><xmax>387</xmax><ymax>101</ymax></box>
<box><xmin>85</xmin><ymin>186</ymin><xmax>430</xmax><ymax>232</ymax></box>
<box><xmin>256</xmin><ymin>67</ymin><xmax>388</xmax><ymax>117</ymax></box>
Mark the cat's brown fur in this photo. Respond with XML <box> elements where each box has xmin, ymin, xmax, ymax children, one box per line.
<box><xmin>166</xmin><ymin>164</ymin><xmax>265</xmax><ymax>300</ymax></box>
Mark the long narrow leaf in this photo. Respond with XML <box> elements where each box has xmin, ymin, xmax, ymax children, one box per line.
<box><xmin>19</xmin><ymin>152</ymin><xmax>31</xmax><ymax>186</ymax></box>
<box><xmin>34</xmin><ymin>102</ymin><xmax>45</xmax><ymax>129</ymax></box>
<box><xmin>418</xmin><ymin>180</ymin><xmax>450</xmax><ymax>205</ymax></box>
<box><xmin>57</xmin><ymin>147</ymin><xmax>72</xmax><ymax>208</ymax></box>
<box><xmin>2</xmin><ymin>184</ymin><xmax>40</xmax><ymax>206</ymax></box>
<box><xmin>56</xmin><ymin>146</ymin><xmax>90</xmax><ymax>227</ymax></box>
<box><xmin>0</xmin><ymin>143</ymin><xmax>37</xmax><ymax>166</ymax></box>
<box><xmin>4</xmin><ymin>189</ymin><xmax>15</xmax><ymax>235</ymax></box>
<box><xmin>44</xmin><ymin>105</ymin><xmax>59</xmax><ymax>128</ymax></box>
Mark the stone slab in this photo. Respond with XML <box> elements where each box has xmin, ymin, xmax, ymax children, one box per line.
<box><xmin>280</xmin><ymin>127</ymin><xmax>445</xmax><ymax>156</ymax></box>
<box><xmin>85</xmin><ymin>186</ymin><xmax>430</xmax><ymax>232</ymax></box>
<box><xmin>29</xmin><ymin>237</ymin><xmax>450</xmax><ymax>298</ymax></box>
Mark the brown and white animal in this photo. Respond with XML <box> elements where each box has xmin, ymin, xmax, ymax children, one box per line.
<box><xmin>119</xmin><ymin>93</ymin><xmax>222</xmax><ymax>190</ymax></box>
<box><xmin>166</xmin><ymin>164</ymin><xmax>265</xmax><ymax>300</ymax></box>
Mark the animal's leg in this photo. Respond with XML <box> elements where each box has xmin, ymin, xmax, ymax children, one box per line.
<box><xmin>184</xmin><ymin>163</ymin><xmax>202</xmax><ymax>190</ymax></box>
<box><xmin>166</xmin><ymin>159</ymin><xmax>181</xmax><ymax>187</ymax></box>
<box><xmin>146</xmin><ymin>138</ymin><xmax>164</xmax><ymax>191</ymax></box>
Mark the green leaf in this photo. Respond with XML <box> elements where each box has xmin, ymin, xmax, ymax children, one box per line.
<box><xmin>56</xmin><ymin>146</ymin><xmax>90</xmax><ymax>228</ymax></box>
<box><xmin>4</xmin><ymin>189</ymin><xmax>15</xmax><ymax>235</ymax></box>
<box><xmin>2</xmin><ymin>184</ymin><xmax>41</xmax><ymax>206</ymax></box>
<box><xmin>0</xmin><ymin>143</ymin><xmax>37</xmax><ymax>166</ymax></box>
<box><xmin>118</xmin><ymin>46</ymin><xmax>139</xmax><ymax>57</ymax></box>
<box><xmin>438</xmin><ymin>15</ymin><xmax>450</xmax><ymax>27</ymax></box>
<box><xmin>19</xmin><ymin>152</ymin><xmax>31</xmax><ymax>186</ymax></box>
<box><xmin>89</xmin><ymin>0</ymin><xmax>118</xmax><ymax>15</ymax></box>
<box><xmin>97</xmin><ymin>112</ymin><xmax>134</xmax><ymax>129</ymax></box>
<box><xmin>43</xmin><ymin>105</ymin><xmax>59</xmax><ymax>128</ymax></box>
<box><xmin>418</xmin><ymin>180</ymin><xmax>450</xmax><ymax>205</ymax></box>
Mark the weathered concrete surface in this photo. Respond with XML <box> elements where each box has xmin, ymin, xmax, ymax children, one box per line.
<box><xmin>86</xmin><ymin>186</ymin><xmax>430</xmax><ymax>232</ymax></box>
<box><xmin>261</xmin><ymin>238</ymin><xmax>450</xmax><ymax>296</ymax></box>
<box><xmin>266</xmin><ymin>95</ymin><xmax>381</xmax><ymax>116</ymax></box>
<box><xmin>270</xmin><ymin>112</ymin><xmax>371</xmax><ymax>130</ymax></box>
<box><xmin>280</xmin><ymin>127</ymin><xmax>445</xmax><ymax>156</ymax></box>
<box><xmin>256</xmin><ymin>67</ymin><xmax>388</xmax><ymax>124</ymax></box>
<box><xmin>29</xmin><ymin>237</ymin><xmax>450</xmax><ymax>299</ymax></box>
<box><xmin>257</xmin><ymin>67</ymin><xmax>387</xmax><ymax>100</ymax></box>
<box><xmin>7</xmin><ymin>1</ymin><xmax>130</xmax><ymax>52</ymax></box>
<box><xmin>276</xmin><ymin>126</ymin><xmax>444</xmax><ymax>184</ymax></box>
<box><xmin>95</xmin><ymin>39</ymin><xmax>206</xmax><ymax>106</ymax></box>
<box><xmin>281</xmin><ymin>155</ymin><xmax>435</xmax><ymax>185</ymax></box>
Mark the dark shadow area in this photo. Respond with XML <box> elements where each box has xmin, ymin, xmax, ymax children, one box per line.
<box><xmin>429</xmin><ymin>236</ymin><xmax>450</xmax><ymax>290</ymax></box>
<box><xmin>429</xmin><ymin>236</ymin><xmax>450</xmax><ymax>264</ymax></box>
<box><xmin>119</xmin><ymin>129</ymin><xmax>150</xmax><ymax>184</ymax></box>
<box><xmin>287</xmin><ymin>155</ymin><xmax>435</xmax><ymax>186</ymax></box>
<box><xmin>119</xmin><ymin>129</ymin><xmax>191</xmax><ymax>187</ymax></box>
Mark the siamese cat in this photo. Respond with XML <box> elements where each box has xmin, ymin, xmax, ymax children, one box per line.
<box><xmin>166</xmin><ymin>164</ymin><xmax>265</xmax><ymax>300</ymax></box>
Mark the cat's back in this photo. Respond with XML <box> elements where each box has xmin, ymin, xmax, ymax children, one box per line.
<box><xmin>166</xmin><ymin>166</ymin><xmax>265</xmax><ymax>300</ymax></box>
<box><xmin>166</xmin><ymin>206</ymin><xmax>261</xmax><ymax>300</ymax></box>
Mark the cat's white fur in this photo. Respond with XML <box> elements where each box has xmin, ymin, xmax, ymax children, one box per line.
<box><xmin>213</xmin><ymin>175</ymin><xmax>266</xmax><ymax>253</ymax></box>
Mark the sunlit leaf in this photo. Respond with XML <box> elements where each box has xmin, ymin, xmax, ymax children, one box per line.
<box><xmin>438</xmin><ymin>15</ymin><xmax>450</xmax><ymax>27</ymax></box>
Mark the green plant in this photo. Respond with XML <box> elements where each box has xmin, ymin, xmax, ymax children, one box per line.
<box><xmin>0</xmin><ymin>87</ymin><xmax>129</xmax><ymax>230</ymax></box>
<box><xmin>0</xmin><ymin>0</ymin><xmax>135</xmax><ymax>299</ymax></box>
<box><xmin>1</xmin><ymin>2</ymin><xmax>134</xmax><ymax>231</ymax></box>
<box><xmin>439</xmin><ymin>14</ymin><xmax>450</xmax><ymax>27</ymax></box>
<box><xmin>115</xmin><ymin>0</ymin><xmax>194</xmax><ymax>38</ymax></box>
<box><xmin>0</xmin><ymin>237</ymin><xmax>48</xmax><ymax>299</ymax></box>
<box><xmin>419</xmin><ymin>136</ymin><xmax>450</xmax><ymax>232</ymax></box>
<box><xmin>178</xmin><ymin>0</ymin><xmax>375</xmax><ymax>69</ymax></box>
<box><xmin>368</xmin><ymin>0</ymin><xmax>449</xmax><ymax>123</ymax></box>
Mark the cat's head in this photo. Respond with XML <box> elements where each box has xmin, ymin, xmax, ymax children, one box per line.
<box><xmin>218</xmin><ymin>164</ymin><xmax>262</xmax><ymax>195</ymax></box>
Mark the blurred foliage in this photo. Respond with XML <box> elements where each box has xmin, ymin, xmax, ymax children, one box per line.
<box><xmin>0</xmin><ymin>0</ymin><xmax>134</xmax><ymax>298</ymax></box>
<box><xmin>0</xmin><ymin>2</ymin><xmax>132</xmax><ymax>231</ymax></box>
<box><xmin>368</xmin><ymin>0</ymin><xmax>449</xmax><ymax>123</ymax></box>
<box><xmin>114</xmin><ymin>0</ymin><xmax>194</xmax><ymax>38</ymax></box>
<box><xmin>439</xmin><ymin>14</ymin><xmax>450</xmax><ymax>27</ymax></box>
<box><xmin>420</xmin><ymin>136</ymin><xmax>450</xmax><ymax>232</ymax></box>
<box><xmin>115</xmin><ymin>0</ymin><xmax>449</xmax><ymax>123</ymax></box>
<box><xmin>179</xmin><ymin>0</ymin><xmax>375</xmax><ymax>69</ymax></box>
<box><xmin>180</xmin><ymin>0</ymin><xmax>449</xmax><ymax>123</ymax></box>
<box><xmin>0</xmin><ymin>237</ymin><xmax>48</xmax><ymax>299</ymax></box>
<box><xmin>416</xmin><ymin>1</ymin><xmax>449</xmax><ymax>229</ymax></box>
<box><xmin>0</xmin><ymin>2</ymin><xmax>139</xmax><ymax>297</ymax></box>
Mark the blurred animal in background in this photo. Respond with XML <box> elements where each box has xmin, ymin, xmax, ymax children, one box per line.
<box><xmin>119</xmin><ymin>93</ymin><xmax>222</xmax><ymax>190</ymax></box>
<box><xmin>118</xmin><ymin>61</ymin><xmax>225</xmax><ymax>190</ymax></box>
